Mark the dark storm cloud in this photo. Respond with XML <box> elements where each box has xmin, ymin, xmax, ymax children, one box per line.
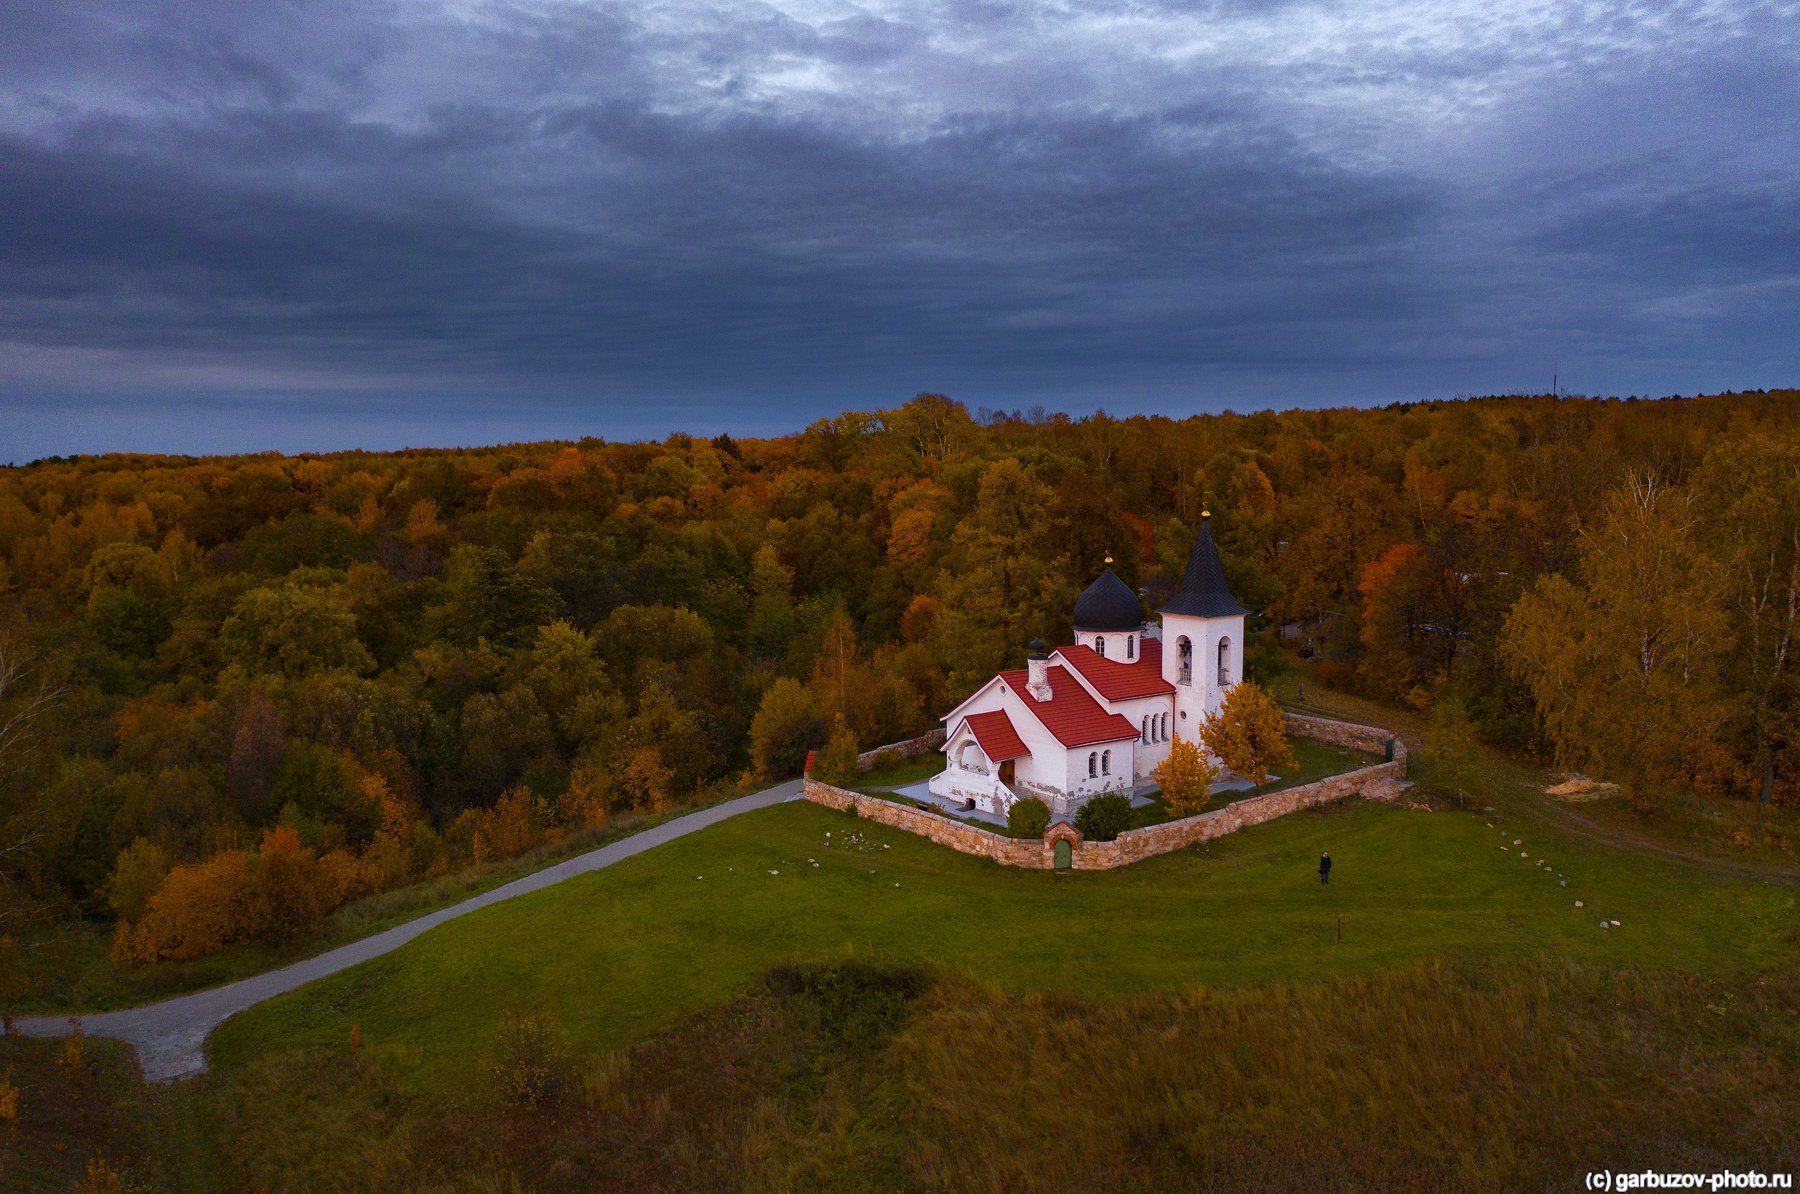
<box><xmin>2</xmin><ymin>0</ymin><xmax>1796</xmax><ymax>456</ymax></box>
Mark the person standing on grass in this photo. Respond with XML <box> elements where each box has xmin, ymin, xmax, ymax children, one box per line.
<box><xmin>1319</xmin><ymin>851</ymin><xmax>1332</xmax><ymax>884</ymax></box>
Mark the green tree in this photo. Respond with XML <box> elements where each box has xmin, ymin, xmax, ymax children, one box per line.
<box><xmin>525</xmin><ymin>620</ymin><xmax>614</xmax><ymax>749</ymax></box>
<box><xmin>220</xmin><ymin>583</ymin><xmax>375</xmax><ymax>680</ymax></box>
<box><xmin>750</xmin><ymin>678</ymin><xmax>822</xmax><ymax>780</ymax></box>
<box><xmin>811</xmin><ymin>715</ymin><xmax>861</xmax><ymax>787</ymax></box>
<box><xmin>1424</xmin><ymin>694</ymin><xmax>1485</xmax><ymax>808</ymax></box>
<box><xmin>933</xmin><ymin>459</ymin><xmax>1074</xmax><ymax>693</ymax></box>
<box><xmin>431</xmin><ymin>545</ymin><xmax>563</xmax><ymax>649</ymax></box>
<box><xmin>103</xmin><ymin>838</ymin><xmax>170</xmax><ymax>923</ymax></box>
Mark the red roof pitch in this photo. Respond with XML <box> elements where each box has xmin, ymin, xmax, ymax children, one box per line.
<box><xmin>1056</xmin><ymin>641</ymin><xmax>1173</xmax><ymax>702</ymax></box>
<box><xmin>998</xmin><ymin>664</ymin><xmax>1141</xmax><ymax>748</ymax></box>
<box><xmin>958</xmin><ymin>709</ymin><xmax>1030</xmax><ymax>763</ymax></box>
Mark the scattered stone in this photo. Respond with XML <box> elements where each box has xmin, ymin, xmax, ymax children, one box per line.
<box><xmin>769</xmin><ymin>869</ymin><xmax>779</xmax><ymax>876</ymax></box>
<box><xmin>894</xmin><ymin>882</ymin><xmax>900</xmax><ymax>888</ymax></box>
<box><xmin>1513</xmin><ymin>839</ymin><xmax>1522</xmax><ymax>846</ymax></box>
<box><xmin>1575</xmin><ymin>900</ymin><xmax>1584</xmax><ymax>907</ymax></box>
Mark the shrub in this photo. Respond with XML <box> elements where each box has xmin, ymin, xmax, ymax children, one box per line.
<box><xmin>765</xmin><ymin>960</ymin><xmax>932</xmax><ymax>1049</ymax></box>
<box><xmin>1154</xmin><ymin>739</ymin><xmax>1215</xmax><ymax>818</ymax></box>
<box><xmin>1007</xmin><ymin>795</ymin><xmax>1051</xmax><ymax>838</ymax></box>
<box><xmin>112</xmin><ymin>849</ymin><xmax>253</xmax><ymax>965</ymax></box>
<box><xmin>481</xmin><ymin>1010</ymin><xmax>571</xmax><ymax>1110</ymax></box>
<box><xmin>1075</xmin><ymin>791</ymin><xmax>1132</xmax><ymax>841</ymax></box>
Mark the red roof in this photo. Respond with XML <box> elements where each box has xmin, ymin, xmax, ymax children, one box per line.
<box><xmin>998</xmin><ymin>664</ymin><xmax>1141</xmax><ymax>748</ymax></box>
<box><xmin>958</xmin><ymin>709</ymin><xmax>1030</xmax><ymax>762</ymax></box>
<box><xmin>1056</xmin><ymin>641</ymin><xmax>1173</xmax><ymax>702</ymax></box>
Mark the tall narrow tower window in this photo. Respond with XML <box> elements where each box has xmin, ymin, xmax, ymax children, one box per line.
<box><xmin>1095</xmin><ymin>636</ymin><xmax>1106</xmax><ymax>658</ymax></box>
<box><xmin>1217</xmin><ymin>637</ymin><xmax>1232</xmax><ymax>687</ymax></box>
<box><xmin>1177</xmin><ymin>637</ymin><xmax>1192</xmax><ymax>685</ymax></box>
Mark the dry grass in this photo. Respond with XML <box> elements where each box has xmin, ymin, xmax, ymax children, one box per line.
<box><xmin>94</xmin><ymin>958</ymin><xmax>1799</xmax><ymax>1193</ymax></box>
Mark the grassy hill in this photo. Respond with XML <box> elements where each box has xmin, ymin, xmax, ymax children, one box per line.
<box><xmin>206</xmin><ymin>795</ymin><xmax>1797</xmax><ymax>1093</ymax></box>
<box><xmin>7</xmin><ymin>777</ymin><xmax>1797</xmax><ymax>1191</ymax></box>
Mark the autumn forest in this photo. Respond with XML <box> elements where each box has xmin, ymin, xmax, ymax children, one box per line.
<box><xmin>1</xmin><ymin>390</ymin><xmax>1797</xmax><ymax>991</ymax></box>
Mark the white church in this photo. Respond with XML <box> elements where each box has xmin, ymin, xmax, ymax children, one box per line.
<box><xmin>930</xmin><ymin>514</ymin><xmax>1249</xmax><ymax>821</ymax></box>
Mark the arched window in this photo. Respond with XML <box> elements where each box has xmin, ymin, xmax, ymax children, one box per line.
<box><xmin>1101</xmin><ymin>750</ymin><xmax>1111</xmax><ymax>775</ymax></box>
<box><xmin>1125</xmin><ymin>636</ymin><xmax>1136</xmax><ymax>661</ymax></box>
<box><xmin>1095</xmin><ymin>636</ymin><xmax>1106</xmax><ymax>658</ymax></box>
<box><xmin>1088</xmin><ymin>752</ymin><xmax>1098</xmax><ymax>777</ymax></box>
<box><xmin>1141</xmin><ymin>715</ymin><xmax>1149</xmax><ymax>744</ymax></box>
<box><xmin>1217</xmin><ymin>637</ymin><xmax>1232</xmax><ymax>687</ymax></box>
<box><xmin>1177</xmin><ymin>637</ymin><xmax>1192</xmax><ymax>684</ymax></box>
<box><xmin>1160</xmin><ymin>713</ymin><xmax>1169</xmax><ymax>740</ymax></box>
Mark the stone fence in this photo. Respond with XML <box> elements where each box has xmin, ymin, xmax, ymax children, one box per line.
<box><xmin>856</xmin><ymin>728</ymin><xmax>947</xmax><ymax>771</ymax></box>
<box><xmin>803</xmin><ymin>712</ymin><xmax>1408</xmax><ymax>871</ymax></box>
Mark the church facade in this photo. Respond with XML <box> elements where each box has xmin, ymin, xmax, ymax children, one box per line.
<box><xmin>929</xmin><ymin>515</ymin><xmax>1249</xmax><ymax>820</ymax></box>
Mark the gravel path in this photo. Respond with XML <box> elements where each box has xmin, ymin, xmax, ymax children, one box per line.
<box><xmin>14</xmin><ymin>780</ymin><xmax>804</xmax><ymax>1080</ymax></box>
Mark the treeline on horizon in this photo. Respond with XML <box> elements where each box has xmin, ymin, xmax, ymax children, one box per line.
<box><xmin>0</xmin><ymin>389</ymin><xmax>1795</xmax><ymax>970</ymax></box>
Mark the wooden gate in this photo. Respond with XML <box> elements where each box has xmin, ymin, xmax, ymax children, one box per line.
<box><xmin>1054</xmin><ymin>839</ymin><xmax>1071</xmax><ymax>870</ymax></box>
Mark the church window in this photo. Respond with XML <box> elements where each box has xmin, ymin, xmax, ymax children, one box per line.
<box><xmin>1126</xmin><ymin>636</ymin><xmax>1135</xmax><ymax>660</ymax></box>
<box><xmin>1088</xmin><ymin>752</ymin><xmax>1098</xmax><ymax>777</ymax></box>
<box><xmin>1160</xmin><ymin>713</ymin><xmax>1169</xmax><ymax>740</ymax></box>
<box><xmin>1101</xmin><ymin>750</ymin><xmax>1111</xmax><ymax>775</ymax></box>
<box><xmin>1177</xmin><ymin>637</ymin><xmax>1192</xmax><ymax>684</ymax></box>
<box><xmin>1217</xmin><ymin>637</ymin><xmax>1232</xmax><ymax>687</ymax></box>
<box><xmin>1095</xmin><ymin>636</ymin><xmax>1106</xmax><ymax>658</ymax></box>
<box><xmin>1141</xmin><ymin>715</ymin><xmax>1149</xmax><ymax>743</ymax></box>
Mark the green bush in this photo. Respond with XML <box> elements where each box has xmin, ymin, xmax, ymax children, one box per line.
<box><xmin>1007</xmin><ymin>795</ymin><xmax>1051</xmax><ymax>838</ymax></box>
<box><xmin>1075</xmin><ymin>791</ymin><xmax>1132</xmax><ymax>841</ymax></box>
<box><xmin>766</xmin><ymin>960</ymin><xmax>933</xmax><ymax>1049</ymax></box>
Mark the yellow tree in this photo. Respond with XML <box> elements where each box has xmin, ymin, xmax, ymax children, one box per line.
<box><xmin>1154</xmin><ymin>738</ymin><xmax>1215</xmax><ymax>818</ymax></box>
<box><xmin>1200</xmin><ymin>681</ymin><xmax>1296</xmax><ymax>784</ymax></box>
<box><xmin>1502</xmin><ymin>473</ymin><xmax>1728</xmax><ymax>811</ymax></box>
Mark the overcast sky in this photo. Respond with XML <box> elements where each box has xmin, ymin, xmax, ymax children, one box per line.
<box><xmin>3</xmin><ymin>0</ymin><xmax>1796</xmax><ymax>459</ymax></box>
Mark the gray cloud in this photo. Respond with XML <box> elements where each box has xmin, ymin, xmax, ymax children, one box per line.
<box><xmin>1</xmin><ymin>0</ymin><xmax>1795</xmax><ymax>458</ymax></box>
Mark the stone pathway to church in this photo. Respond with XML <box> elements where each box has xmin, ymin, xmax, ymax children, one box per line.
<box><xmin>13</xmin><ymin>779</ymin><xmax>805</xmax><ymax>1081</ymax></box>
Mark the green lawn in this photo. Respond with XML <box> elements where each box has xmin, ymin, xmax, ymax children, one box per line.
<box><xmin>208</xmin><ymin>793</ymin><xmax>1799</xmax><ymax>1095</ymax></box>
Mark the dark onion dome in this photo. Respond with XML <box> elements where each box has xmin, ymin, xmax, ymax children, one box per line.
<box><xmin>1073</xmin><ymin>567</ymin><xmax>1144</xmax><ymax>631</ymax></box>
<box><xmin>1027</xmin><ymin>639</ymin><xmax>1050</xmax><ymax>658</ymax></box>
<box><xmin>1160</xmin><ymin>516</ymin><xmax>1250</xmax><ymax>618</ymax></box>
